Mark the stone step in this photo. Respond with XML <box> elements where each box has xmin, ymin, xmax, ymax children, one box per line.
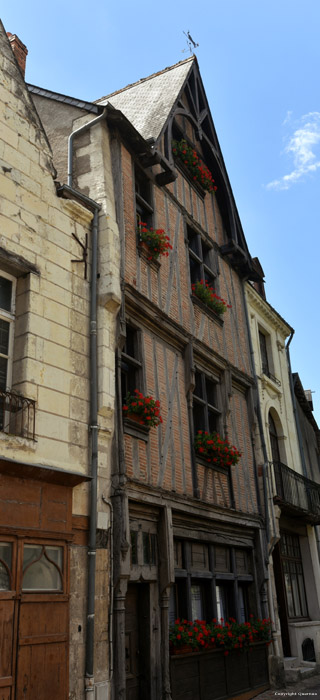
<box><xmin>283</xmin><ymin>656</ymin><xmax>300</xmax><ymax>669</ymax></box>
<box><xmin>285</xmin><ymin>665</ymin><xmax>319</xmax><ymax>685</ymax></box>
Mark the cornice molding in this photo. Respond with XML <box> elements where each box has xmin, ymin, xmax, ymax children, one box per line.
<box><xmin>246</xmin><ymin>283</ymin><xmax>292</xmax><ymax>337</ymax></box>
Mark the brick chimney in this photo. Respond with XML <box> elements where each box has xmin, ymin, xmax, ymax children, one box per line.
<box><xmin>7</xmin><ymin>32</ymin><xmax>28</xmax><ymax>77</ymax></box>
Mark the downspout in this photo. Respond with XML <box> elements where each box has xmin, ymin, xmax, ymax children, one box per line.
<box><xmin>68</xmin><ymin>107</ymin><xmax>107</xmax><ymax>187</ymax></box>
<box><xmin>65</xmin><ymin>106</ymin><xmax>107</xmax><ymax>695</ymax></box>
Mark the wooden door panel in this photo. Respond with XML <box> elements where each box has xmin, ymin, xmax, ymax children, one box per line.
<box><xmin>18</xmin><ymin>601</ymin><xmax>68</xmax><ymax>638</ymax></box>
<box><xmin>0</xmin><ymin>600</ymin><xmax>15</xmax><ymax>699</ymax></box>
<box><xmin>15</xmin><ymin>642</ymin><xmax>67</xmax><ymax>700</ymax></box>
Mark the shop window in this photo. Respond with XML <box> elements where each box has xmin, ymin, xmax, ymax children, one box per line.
<box><xmin>22</xmin><ymin>544</ymin><xmax>63</xmax><ymax>592</ymax></box>
<box><xmin>135</xmin><ymin>166</ymin><xmax>153</xmax><ymax>228</ymax></box>
<box><xmin>280</xmin><ymin>532</ymin><xmax>308</xmax><ymax>618</ymax></box>
<box><xmin>121</xmin><ymin>326</ymin><xmax>142</xmax><ymax>403</ymax></box>
<box><xmin>188</xmin><ymin>225</ymin><xmax>216</xmax><ymax>288</ymax></box>
<box><xmin>193</xmin><ymin>370</ymin><xmax>221</xmax><ymax>434</ymax></box>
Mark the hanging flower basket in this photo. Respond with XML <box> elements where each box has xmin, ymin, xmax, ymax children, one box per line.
<box><xmin>122</xmin><ymin>390</ymin><xmax>163</xmax><ymax>427</ymax></box>
<box><xmin>192</xmin><ymin>280</ymin><xmax>231</xmax><ymax>315</ymax></box>
<box><xmin>194</xmin><ymin>431</ymin><xmax>241</xmax><ymax>467</ymax></box>
<box><xmin>137</xmin><ymin>222</ymin><xmax>172</xmax><ymax>262</ymax></box>
<box><xmin>172</xmin><ymin>139</ymin><xmax>217</xmax><ymax>193</ymax></box>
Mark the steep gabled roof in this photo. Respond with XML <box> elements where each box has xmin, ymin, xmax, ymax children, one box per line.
<box><xmin>96</xmin><ymin>56</ymin><xmax>194</xmax><ymax>142</ymax></box>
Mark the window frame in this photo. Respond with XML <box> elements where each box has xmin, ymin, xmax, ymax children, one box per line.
<box><xmin>280</xmin><ymin>531</ymin><xmax>308</xmax><ymax>620</ymax></box>
<box><xmin>0</xmin><ymin>270</ymin><xmax>16</xmax><ymax>392</ymax></box>
<box><xmin>135</xmin><ymin>165</ymin><xmax>154</xmax><ymax>230</ymax></box>
<box><xmin>121</xmin><ymin>325</ymin><xmax>143</xmax><ymax>405</ymax></box>
<box><xmin>192</xmin><ymin>368</ymin><xmax>221</xmax><ymax>435</ymax></box>
<box><xmin>171</xmin><ymin>540</ymin><xmax>254</xmax><ymax>624</ymax></box>
<box><xmin>187</xmin><ymin>225</ymin><xmax>216</xmax><ymax>289</ymax></box>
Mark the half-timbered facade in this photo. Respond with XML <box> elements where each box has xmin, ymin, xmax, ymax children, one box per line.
<box><xmin>101</xmin><ymin>58</ymin><xmax>269</xmax><ymax>699</ymax></box>
<box><xmin>32</xmin><ymin>56</ymin><xmax>270</xmax><ymax>699</ymax></box>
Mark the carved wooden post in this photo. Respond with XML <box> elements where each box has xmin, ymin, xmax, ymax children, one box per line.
<box><xmin>160</xmin><ymin>587</ymin><xmax>172</xmax><ymax>700</ymax></box>
<box><xmin>113</xmin><ymin>577</ymin><xmax>129</xmax><ymax>700</ymax></box>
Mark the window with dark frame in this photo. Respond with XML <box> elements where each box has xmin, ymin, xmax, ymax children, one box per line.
<box><xmin>280</xmin><ymin>531</ymin><xmax>308</xmax><ymax>619</ymax></box>
<box><xmin>135</xmin><ymin>166</ymin><xmax>153</xmax><ymax>229</ymax></box>
<box><xmin>188</xmin><ymin>225</ymin><xmax>216</xmax><ymax>288</ymax></box>
<box><xmin>193</xmin><ymin>369</ymin><xmax>221</xmax><ymax>435</ymax></box>
<box><xmin>258</xmin><ymin>330</ymin><xmax>270</xmax><ymax>377</ymax></box>
<box><xmin>171</xmin><ymin>540</ymin><xmax>254</xmax><ymax>624</ymax></box>
<box><xmin>0</xmin><ymin>272</ymin><xmax>16</xmax><ymax>393</ymax></box>
<box><xmin>121</xmin><ymin>326</ymin><xmax>142</xmax><ymax>404</ymax></box>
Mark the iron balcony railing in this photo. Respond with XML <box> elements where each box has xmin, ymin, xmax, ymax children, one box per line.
<box><xmin>262</xmin><ymin>365</ymin><xmax>281</xmax><ymax>387</ymax></box>
<box><xmin>0</xmin><ymin>389</ymin><xmax>36</xmax><ymax>440</ymax></box>
<box><xmin>273</xmin><ymin>461</ymin><xmax>320</xmax><ymax>524</ymax></box>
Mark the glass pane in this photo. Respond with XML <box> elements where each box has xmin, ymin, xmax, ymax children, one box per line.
<box><xmin>0</xmin><ymin>277</ymin><xmax>12</xmax><ymax>312</ymax></box>
<box><xmin>193</xmin><ymin>402</ymin><xmax>206</xmax><ymax>435</ymax></box>
<box><xmin>188</xmin><ymin>229</ymin><xmax>200</xmax><ymax>256</ymax></box>
<box><xmin>202</xmin><ymin>243</ymin><xmax>212</xmax><ymax>268</ymax></box>
<box><xmin>291</xmin><ymin>573</ymin><xmax>302</xmax><ymax>617</ymax></box>
<box><xmin>22</xmin><ymin>544</ymin><xmax>62</xmax><ymax>591</ymax></box>
<box><xmin>0</xmin><ymin>320</ymin><xmax>9</xmax><ymax>356</ymax></box>
<box><xmin>238</xmin><ymin>585</ymin><xmax>247</xmax><ymax>623</ymax></box>
<box><xmin>191</xmin><ymin>584</ymin><xmax>203</xmax><ymax>621</ymax></box>
<box><xmin>0</xmin><ymin>543</ymin><xmax>12</xmax><ymax>590</ymax></box>
<box><xmin>216</xmin><ymin>584</ymin><xmax>226</xmax><ymax>622</ymax></box>
<box><xmin>0</xmin><ymin>563</ymin><xmax>10</xmax><ymax>590</ymax></box>
<box><xmin>206</xmin><ymin>378</ymin><xmax>216</xmax><ymax>408</ymax></box>
<box><xmin>189</xmin><ymin>256</ymin><xmax>201</xmax><ymax>284</ymax></box>
<box><xmin>208</xmin><ymin>409</ymin><xmax>218</xmax><ymax>433</ymax></box>
<box><xmin>194</xmin><ymin>372</ymin><xmax>203</xmax><ymax>399</ymax></box>
<box><xmin>131</xmin><ymin>531</ymin><xmax>138</xmax><ymax>565</ymax></box>
<box><xmin>169</xmin><ymin>586</ymin><xmax>176</xmax><ymax>625</ymax></box>
<box><xmin>298</xmin><ymin>574</ymin><xmax>308</xmax><ymax>617</ymax></box>
<box><xmin>284</xmin><ymin>573</ymin><xmax>295</xmax><ymax>617</ymax></box>
<box><xmin>0</xmin><ymin>357</ymin><xmax>7</xmax><ymax>391</ymax></box>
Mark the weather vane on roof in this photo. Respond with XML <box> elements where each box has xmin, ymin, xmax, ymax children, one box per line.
<box><xmin>183</xmin><ymin>31</ymin><xmax>199</xmax><ymax>54</ymax></box>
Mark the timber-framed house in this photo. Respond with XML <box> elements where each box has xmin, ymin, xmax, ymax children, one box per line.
<box><xmin>97</xmin><ymin>56</ymin><xmax>270</xmax><ymax>700</ymax></box>
<box><xmin>31</xmin><ymin>55</ymin><xmax>271</xmax><ymax>699</ymax></box>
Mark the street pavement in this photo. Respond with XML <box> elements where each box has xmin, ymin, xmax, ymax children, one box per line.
<box><xmin>253</xmin><ymin>674</ymin><xmax>320</xmax><ymax>700</ymax></box>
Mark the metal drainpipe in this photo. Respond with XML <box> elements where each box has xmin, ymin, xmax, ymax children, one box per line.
<box><xmin>68</xmin><ymin>107</ymin><xmax>107</xmax><ymax>187</ymax></box>
<box><xmin>66</xmin><ymin>109</ymin><xmax>107</xmax><ymax>694</ymax></box>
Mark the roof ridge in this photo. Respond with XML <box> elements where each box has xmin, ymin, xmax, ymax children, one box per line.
<box><xmin>95</xmin><ymin>55</ymin><xmax>195</xmax><ymax>104</ymax></box>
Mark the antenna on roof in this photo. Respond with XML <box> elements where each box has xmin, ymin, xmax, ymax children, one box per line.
<box><xmin>182</xmin><ymin>31</ymin><xmax>199</xmax><ymax>54</ymax></box>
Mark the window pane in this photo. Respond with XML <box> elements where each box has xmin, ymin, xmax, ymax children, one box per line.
<box><xmin>208</xmin><ymin>408</ymin><xmax>218</xmax><ymax>433</ymax></box>
<box><xmin>131</xmin><ymin>531</ymin><xmax>138</xmax><ymax>565</ymax></box>
<box><xmin>193</xmin><ymin>402</ymin><xmax>206</xmax><ymax>434</ymax></box>
<box><xmin>291</xmin><ymin>572</ymin><xmax>302</xmax><ymax>617</ymax></box>
<box><xmin>189</xmin><ymin>256</ymin><xmax>201</xmax><ymax>284</ymax></box>
<box><xmin>124</xmin><ymin>327</ymin><xmax>136</xmax><ymax>359</ymax></box>
<box><xmin>238</xmin><ymin>585</ymin><xmax>248</xmax><ymax>623</ymax></box>
<box><xmin>0</xmin><ymin>357</ymin><xmax>8</xmax><ymax>390</ymax></box>
<box><xmin>206</xmin><ymin>378</ymin><xmax>216</xmax><ymax>407</ymax></box>
<box><xmin>216</xmin><ymin>584</ymin><xmax>226</xmax><ymax>622</ymax></box>
<box><xmin>284</xmin><ymin>572</ymin><xmax>295</xmax><ymax>617</ymax></box>
<box><xmin>169</xmin><ymin>586</ymin><xmax>177</xmax><ymax>625</ymax></box>
<box><xmin>0</xmin><ymin>277</ymin><xmax>12</xmax><ymax>312</ymax></box>
<box><xmin>298</xmin><ymin>574</ymin><xmax>308</xmax><ymax>617</ymax></box>
<box><xmin>0</xmin><ymin>320</ymin><xmax>9</xmax><ymax>356</ymax></box>
<box><xmin>0</xmin><ymin>542</ymin><xmax>12</xmax><ymax>590</ymax></box>
<box><xmin>22</xmin><ymin>544</ymin><xmax>63</xmax><ymax>591</ymax></box>
<box><xmin>194</xmin><ymin>372</ymin><xmax>203</xmax><ymax>399</ymax></box>
<box><xmin>188</xmin><ymin>229</ymin><xmax>200</xmax><ymax>256</ymax></box>
<box><xmin>201</xmin><ymin>243</ymin><xmax>212</xmax><ymax>268</ymax></box>
<box><xmin>191</xmin><ymin>584</ymin><xmax>203</xmax><ymax>621</ymax></box>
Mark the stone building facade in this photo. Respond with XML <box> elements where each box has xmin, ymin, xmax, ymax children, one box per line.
<box><xmin>0</xmin><ymin>23</ymin><xmax>119</xmax><ymax>700</ymax></box>
<box><xmin>246</xmin><ymin>277</ymin><xmax>320</xmax><ymax>675</ymax></box>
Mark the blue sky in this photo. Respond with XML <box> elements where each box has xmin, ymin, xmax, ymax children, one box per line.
<box><xmin>2</xmin><ymin>1</ymin><xmax>320</xmax><ymax>421</ymax></box>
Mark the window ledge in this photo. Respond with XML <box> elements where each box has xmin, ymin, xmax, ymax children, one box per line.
<box><xmin>195</xmin><ymin>454</ymin><xmax>230</xmax><ymax>474</ymax></box>
<box><xmin>123</xmin><ymin>416</ymin><xmax>150</xmax><ymax>442</ymax></box>
<box><xmin>191</xmin><ymin>295</ymin><xmax>224</xmax><ymax>326</ymax></box>
<box><xmin>138</xmin><ymin>242</ymin><xmax>161</xmax><ymax>271</ymax></box>
<box><xmin>175</xmin><ymin>160</ymin><xmax>206</xmax><ymax>198</ymax></box>
<box><xmin>260</xmin><ymin>373</ymin><xmax>282</xmax><ymax>396</ymax></box>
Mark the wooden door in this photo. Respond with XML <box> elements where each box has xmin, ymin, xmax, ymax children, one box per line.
<box><xmin>0</xmin><ymin>538</ymin><xmax>69</xmax><ymax>700</ymax></box>
<box><xmin>125</xmin><ymin>584</ymin><xmax>150</xmax><ymax>700</ymax></box>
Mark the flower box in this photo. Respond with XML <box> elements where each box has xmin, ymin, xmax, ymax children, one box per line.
<box><xmin>195</xmin><ymin>431</ymin><xmax>241</xmax><ymax>468</ymax></box>
<box><xmin>137</xmin><ymin>222</ymin><xmax>172</xmax><ymax>263</ymax></box>
<box><xmin>170</xmin><ymin>643</ymin><xmax>270</xmax><ymax>700</ymax></box>
<box><xmin>122</xmin><ymin>390</ymin><xmax>162</xmax><ymax>428</ymax></box>
<box><xmin>191</xmin><ymin>280</ymin><xmax>231</xmax><ymax>316</ymax></box>
<box><xmin>172</xmin><ymin>139</ymin><xmax>217</xmax><ymax>194</ymax></box>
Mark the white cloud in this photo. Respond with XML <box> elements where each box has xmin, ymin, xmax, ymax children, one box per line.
<box><xmin>266</xmin><ymin>112</ymin><xmax>320</xmax><ymax>190</ymax></box>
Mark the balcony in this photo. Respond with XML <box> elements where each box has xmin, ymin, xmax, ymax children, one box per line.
<box><xmin>0</xmin><ymin>390</ymin><xmax>36</xmax><ymax>441</ymax></box>
<box><xmin>273</xmin><ymin>461</ymin><xmax>320</xmax><ymax>524</ymax></box>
